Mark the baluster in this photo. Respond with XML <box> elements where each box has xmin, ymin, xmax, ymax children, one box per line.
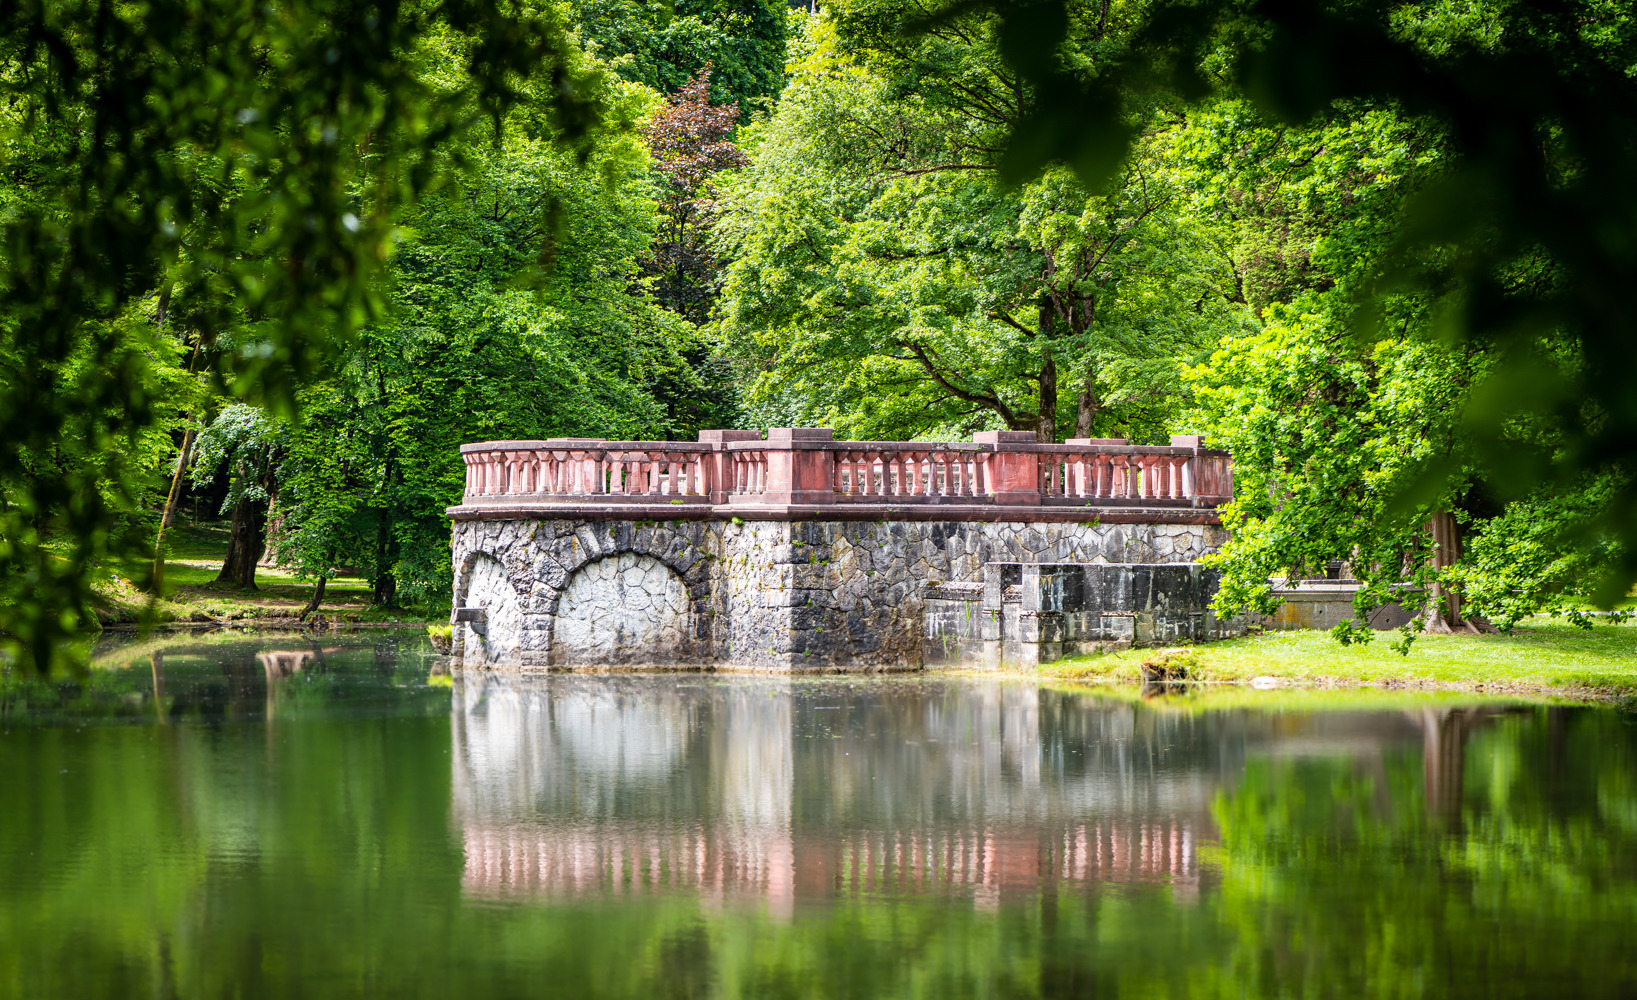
<box><xmin>1179</xmin><ymin>457</ymin><xmax>1194</xmax><ymax>500</ymax></box>
<box><xmin>590</xmin><ymin>450</ymin><xmax>607</xmax><ymax>494</ymax></box>
<box><xmin>907</xmin><ymin>452</ymin><xmax>922</xmax><ymax>496</ymax></box>
<box><xmin>504</xmin><ymin>452</ymin><xmax>515</xmax><ymax>494</ymax></box>
<box><xmin>485</xmin><ymin>452</ymin><xmax>503</xmax><ymax>496</ymax></box>
<box><xmin>563</xmin><ymin>451</ymin><xmax>580</xmax><ymax>495</ymax></box>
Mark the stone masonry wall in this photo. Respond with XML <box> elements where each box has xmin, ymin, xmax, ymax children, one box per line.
<box><xmin>452</xmin><ymin>517</ymin><xmax>1226</xmax><ymax>672</ymax></box>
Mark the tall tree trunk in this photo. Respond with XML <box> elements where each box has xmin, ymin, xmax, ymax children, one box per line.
<box><xmin>1073</xmin><ymin>379</ymin><xmax>1099</xmax><ymax>438</ymax></box>
<box><xmin>1036</xmin><ymin>353</ymin><xmax>1058</xmax><ymax>442</ymax></box>
<box><xmin>298</xmin><ymin>575</ymin><xmax>327</xmax><ymax>621</ymax></box>
<box><xmin>1423</xmin><ymin>510</ymin><xmax>1474</xmax><ymax>632</ymax></box>
<box><xmin>216</xmin><ymin>497</ymin><xmax>268</xmax><ymax>590</ymax></box>
<box><xmin>373</xmin><ymin>521</ymin><xmax>398</xmax><ymax>605</ymax></box>
<box><xmin>149</xmin><ymin>334</ymin><xmax>202</xmax><ymax>592</ymax></box>
<box><xmin>1036</xmin><ymin>300</ymin><xmax>1059</xmax><ymax>442</ymax></box>
<box><xmin>373</xmin><ymin>451</ymin><xmax>399</xmax><ymax>607</ymax></box>
<box><xmin>150</xmin><ymin>426</ymin><xmax>195</xmax><ymax>590</ymax></box>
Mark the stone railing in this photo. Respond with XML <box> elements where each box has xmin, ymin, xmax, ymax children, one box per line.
<box><xmin>461</xmin><ymin>439</ymin><xmax>716</xmax><ymax>504</ymax></box>
<box><xmin>455</xmin><ymin>428</ymin><xmax>1231</xmax><ymax>520</ymax></box>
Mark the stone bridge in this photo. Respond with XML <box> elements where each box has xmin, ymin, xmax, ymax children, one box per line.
<box><xmin>448</xmin><ymin>429</ymin><xmax>1235</xmax><ymax>671</ymax></box>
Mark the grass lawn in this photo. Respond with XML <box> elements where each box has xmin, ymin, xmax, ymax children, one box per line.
<box><xmin>90</xmin><ymin>516</ymin><xmax>436</xmax><ymax>626</ymax></box>
<box><xmin>1041</xmin><ymin>619</ymin><xmax>1637</xmax><ymax>698</ymax></box>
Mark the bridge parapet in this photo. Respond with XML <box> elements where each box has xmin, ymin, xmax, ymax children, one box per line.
<box><xmin>454</xmin><ymin>428</ymin><xmax>1232</xmax><ymax>522</ymax></box>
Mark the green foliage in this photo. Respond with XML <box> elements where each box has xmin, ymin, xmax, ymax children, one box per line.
<box><xmin>272</xmin><ymin>76</ymin><xmax>698</xmax><ymax>608</ymax></box>
<box><xmin>1184</xmin><ymin>308</ymin><xmax>1487</xmax><ymax>622</ymax></box>
<box><xmin>715</xmin><ymin>7</ymin><xmax>1247</xmax><ymax>441</ymax></box>
<box><xmin>0</xmin><ymin>0</ymin><xmax>607</xmax><ymax>672</ymax></box>
<box><xmin>1452</xmin><ymin>477</ymin><xmax>1633</xmax><ymax>630</ymax></box>
<box><xmin>958</xmin><ymin>0</ymin><xmax>1637</xmax><ymax>602</ymax></box>
<box><xmin>568</xmin><ymin>0</ymin><xmax>790</xmax><ymax>112</ymax></box>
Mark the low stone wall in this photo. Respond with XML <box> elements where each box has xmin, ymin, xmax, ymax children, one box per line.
<box><xmin>925</xmin><ymin>563</ymin><xmax>1236</xmax><ymax>669</ymax></box>
<box><xmin>452</xmin><ymin>517</ymin><xmax>1228</xmax><ymax>672</ymax></box>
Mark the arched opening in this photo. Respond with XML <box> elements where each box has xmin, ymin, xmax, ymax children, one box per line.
<box><xmin>553</xmin><ymin>553</ymin><xmax>690</xmax><ymax>665</ymax></box>
<box><xmin>459</xmin><ymin>553</ymin><xmax>524</xmax><ymax>666</ymax></box>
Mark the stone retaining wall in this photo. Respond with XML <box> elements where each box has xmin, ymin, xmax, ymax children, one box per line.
<box><xmin>452</xmin><ymin>517</ymin><xmax>1227</xmax><ymax>671</ymax></box>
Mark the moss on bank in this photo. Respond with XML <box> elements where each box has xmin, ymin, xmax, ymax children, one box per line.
<box><xmin>1040</xmin><ymin>620</ymin><xmax>1637</xmax><ymax>699</ymax></box>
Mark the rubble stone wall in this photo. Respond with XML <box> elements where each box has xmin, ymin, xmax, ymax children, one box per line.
<box><xmin>452</xmin><ymin>516</ymin><xmax>1227</xmax><ymax>672</ymax></box>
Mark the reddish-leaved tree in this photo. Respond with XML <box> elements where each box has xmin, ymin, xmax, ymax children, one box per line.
<box><xmin>644</xmin><ymin>66</ymin><xmax>748</xmax><ymax>323</ymax></box>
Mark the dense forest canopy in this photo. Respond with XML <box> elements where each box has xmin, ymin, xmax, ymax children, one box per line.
<box><xmin>1</xmin><ymin>0</ymin><xmax>1632</xmax><ymax>671</ymax></box>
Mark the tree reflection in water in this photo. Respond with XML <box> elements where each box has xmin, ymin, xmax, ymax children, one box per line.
<box><xmin>451</xmin><ymin>676</ymin><xmax>1534</xmax><ymax>915</ymax></box>
<box><xmin>2</xmin><ymin>636</ymin><xmax>1634</xmax><ymax>998</ymax></box>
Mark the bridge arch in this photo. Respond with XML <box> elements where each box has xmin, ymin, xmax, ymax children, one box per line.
<box><xmin>453</xmin><ymin>520</ymin><xmax>714</xmax><ymax>668</ymax></box>
<box><xmin>552</xmin><ymin>553</ymin><xmax>692</xmax><ymax>666</ymax></box>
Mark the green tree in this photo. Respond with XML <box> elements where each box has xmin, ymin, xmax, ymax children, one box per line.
<box><xmin>955</xmin><ymin>0</ymin><xmax>1637</xmax><ymax>604</ymax></box>
<box><xmin>568</xmin><ymin>0</ymin><xmax>790</xmax><ymax>113</ymax></box>
<box><xmin>271</xmin><ymin>77</ymin><xmax>698</xmax><ymax>610</ymax></box>
<box><xmin>0</xmin><ymin>0</ymin><xmax>607</xmax><ymax>672</ymax></box>
<box><xmin>715</xmin><ymin>6</ymin><xmax>1246</xmax><ymax>442</ymax></box>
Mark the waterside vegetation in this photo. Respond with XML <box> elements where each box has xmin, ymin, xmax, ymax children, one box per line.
<box><xmin>1042</xmin><ymin>621</ymin><xmax>1637</xmax><ymax>701</ymax></box>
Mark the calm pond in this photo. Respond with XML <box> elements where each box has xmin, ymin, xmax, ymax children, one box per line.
<box><xmin>2</xmin><ymin>630</ymin><xmax>1634</xmax><ymax>998</ymax></box>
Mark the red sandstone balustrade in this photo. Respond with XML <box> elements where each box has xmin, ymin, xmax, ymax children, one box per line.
<box><xmin>459</xmin><ymin>439</ymin><xmax>714</xmax><ymax>502</ymax></box>
<box><xmin>829</xmin><ymin>443</ymin><xmax>987</xmax><ymax>500</ymax></box>
<box><xmin>457</xmin><ymin>430</ymin><xmax>1233</xmax><ymax>511</ymax></box>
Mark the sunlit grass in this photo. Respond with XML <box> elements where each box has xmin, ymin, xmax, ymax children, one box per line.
<box><xmin>1043</xmin><ymin>619</ymin><xmax>1637</xmax><ymax>695</ymax></box>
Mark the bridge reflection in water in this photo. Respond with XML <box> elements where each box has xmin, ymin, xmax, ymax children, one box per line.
<box><xmin>452</xmin><ymin>677</ymin><xmax>1473</xmax><ymax>912</ymax></box>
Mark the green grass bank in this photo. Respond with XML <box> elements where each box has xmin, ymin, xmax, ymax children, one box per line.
<box><xmin>1040</xmin><ymin>620</ymin><xmax>1637</xmax><ymax>701</ymax></box>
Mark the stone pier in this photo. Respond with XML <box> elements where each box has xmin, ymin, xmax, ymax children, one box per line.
<box><xmin>448</xmin><ymin>429</ymin><xmax>1235</xmax><ymax>671</ymax></box>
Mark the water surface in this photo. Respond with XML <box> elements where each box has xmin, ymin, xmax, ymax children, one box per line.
<box><xmin>2</xmin><ymin>631</ymin><xmax>1634</xmax><ymax>997</ymax></box>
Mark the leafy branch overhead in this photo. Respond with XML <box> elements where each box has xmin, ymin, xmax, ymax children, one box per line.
<box><xmin>0</xmin><ymin>0</ymin><xmax>607</xmax><ymax>672</ymax></box>
<box><xmin>964</xmin><ymin>0</ymin><xmax>1637</xmax><ymax>605</ymax></box>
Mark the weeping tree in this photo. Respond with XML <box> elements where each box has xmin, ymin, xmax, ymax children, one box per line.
<box><xmin>188</xmin><ymin>405</ymin><xmax>283</xmax><ymax>590</ymax></box>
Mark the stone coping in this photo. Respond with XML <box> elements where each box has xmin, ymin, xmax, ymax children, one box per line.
<box><xmin>460</xmin><ymin>437</ymin><xmax>1228</xmax><ymax>458</ymax></box>
<box><xmin>447</xmin><ymin>502</ymin><xmax>1222</xmax><ymax>525</ymax></box>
